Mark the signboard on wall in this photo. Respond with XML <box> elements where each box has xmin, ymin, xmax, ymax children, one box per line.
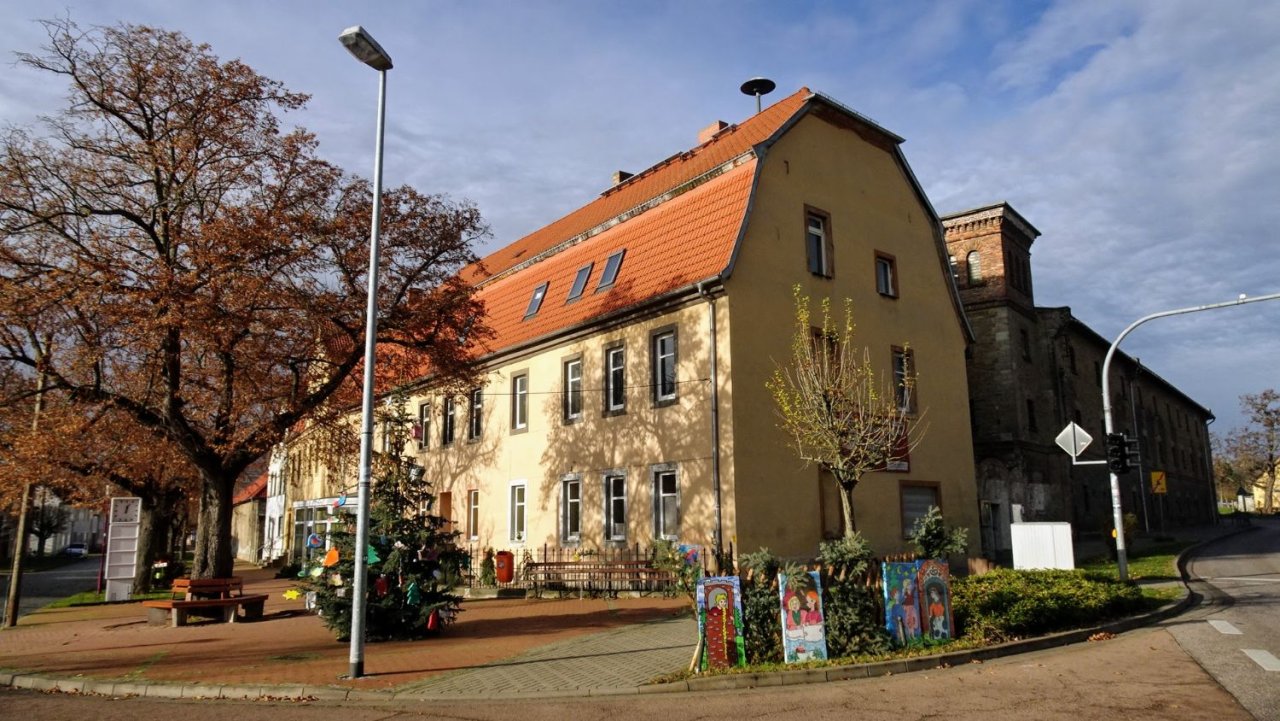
<box><xmin>105</xmin><ymin>497</ymin><xmax>141</xmax><ymax>602</ymax></box>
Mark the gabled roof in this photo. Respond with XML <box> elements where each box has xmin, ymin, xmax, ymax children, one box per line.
<box><xmin>389</xmin><ymin>85</ymin><xmax>970</xmax><ymax>383</ymax></box>
<box><xmin>470</xmin><ymin>157</ymin><xmax>757</xmax><ymax>357</ymax></box>
<box><xmin>463</xmin><ymin>88</ymin><xmax>811</xmax><ymax>286</ymax></box>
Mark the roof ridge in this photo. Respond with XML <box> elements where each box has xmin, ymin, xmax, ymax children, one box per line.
<box><xmin>476</xmin><ymin>149</ymin><xmax>757</xmax><ymax>288</ymax></box>
<box><xmin>463</xmin><ymin>87</ymin><xmax>811</xmax><ymax>285</ymax></box>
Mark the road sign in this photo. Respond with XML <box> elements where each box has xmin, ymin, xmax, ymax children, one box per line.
<box><xmin>1150</xmin><ymin>471</ymin><xmax>1167</xmax><ymax>494</ymax></box>
<box><xmin>1055</xmin><ymin>422</ymin><xmax>1094</xmax><ymax>458</ymax></box>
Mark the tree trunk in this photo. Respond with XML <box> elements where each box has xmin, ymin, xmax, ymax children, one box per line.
<box><xmin>131</xmin><ymin>493</ymin><xmax>177</xmax><ymax>593</ymax></box>
<box><xmin>839</xmin><ymin>483</ymin><xmax>858</xmax><ymax>538</ymax></box>
<box><xmin>191</xmin><ymin>473</ymin><xmax>235</xmax><ymax>579</ymax></box>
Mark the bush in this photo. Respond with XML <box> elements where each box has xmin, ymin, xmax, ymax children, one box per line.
<box><xmin>736</xmin><ymin>548</ymin><xmax>783</xmax><ymax>664</ymax></box>
<box><xmin>951</xmin><ymin>568</ymin><xmax>1144</xmax><ymax>642</ymax></box>
<box><xmin>908</xmin><ymin>506</ymin><xmax>967</xmax><ymax>559</ymax></box>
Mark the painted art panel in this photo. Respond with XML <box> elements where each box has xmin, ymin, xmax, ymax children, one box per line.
<box><xmin>778</xmin><ymin>570</ymin><xmax>828</xmax><ymax>663</ymax></box>
<box><xmin>917</xmin><ymin>559</ymin><xmax>954</xmax><ymax>641</ymax></box>
<box><xmin>882</xmin><ymin>561</ymin><xmax>923</xmax><ymax>647</ymax></box>
<box><xmin>697</xmin><ymin>576</ymin><xmax>745</xmax><ymax>671</ymax></box>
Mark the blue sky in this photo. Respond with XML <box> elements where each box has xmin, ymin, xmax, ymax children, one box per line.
<box><xmin>1</xmin><ymin>0</ymin><xmax>1276</xmax><ymax>434</ymax></box>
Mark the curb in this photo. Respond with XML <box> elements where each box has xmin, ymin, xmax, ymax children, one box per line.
<box><xmin>0</xmin><ymin>524</ymin><xmax>1257</xmax><ymax>704</ymax></box>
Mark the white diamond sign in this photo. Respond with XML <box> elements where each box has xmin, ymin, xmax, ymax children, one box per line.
<box><xmin>1055</xmin><ymin>422</ymin><xmax>1093</xmax><ymax>458</ymax></box>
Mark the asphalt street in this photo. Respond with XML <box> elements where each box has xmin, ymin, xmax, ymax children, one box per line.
<box><xmin>1169</xmin><ymin>516</ymin><xmax>1280</xmax><ymax>721</ymax></box>
<box><xmin>0</xmin><ymin>556</ymin><xmax>100</xmax><ymax>618</ymax></box>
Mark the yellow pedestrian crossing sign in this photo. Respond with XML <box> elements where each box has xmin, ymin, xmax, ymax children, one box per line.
<box><xmin>1150</xmin><ymin>471</ymin><xmax>1167</xmax><ymax>494</ymax></box>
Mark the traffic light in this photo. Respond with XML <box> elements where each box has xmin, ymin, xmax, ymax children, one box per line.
<box><xmin>1106</xmin><ymin>433</ymin><xmax>1130</xmax><ymax>474</ymax></box>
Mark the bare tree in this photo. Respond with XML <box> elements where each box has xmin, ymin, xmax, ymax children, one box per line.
<box><xmin>27</xmin><ymin>502</ymin><xmax>69</xmax><ymax>557</ymax></box>
<box><xmin>766</xmin><ymin>287</ymin><xmax>926</xmax><ymax>538</ymax></box>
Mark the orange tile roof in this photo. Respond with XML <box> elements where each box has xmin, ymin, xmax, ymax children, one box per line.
<box><xmin>471</xmin><ymin>157</ymin><xmax>758</xmax><ymax>356</ymax></box>
<box><xmin>233</xmin><ymin>472</ymin><xmax>268</xmax><ymax>505</ymax></box>
<box><xmin>463</xmin><ymin>87</ymin><xmax>811</xmax><ymax>285</ymax></box>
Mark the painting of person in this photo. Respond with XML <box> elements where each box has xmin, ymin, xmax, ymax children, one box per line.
<box><xmin>801</xmin><ymin>590</ymin><xmax>823</xmax><ymax>641</ymax></box>
<box><xmin>783</xmin><ymin>591</ymin><xmax>803</xmax><ymax>639</ymax></box>
<box><xmin>698</xmin><ymin>577</ymin><xmax>745</xmax><ymax>670</ymax></box>
<box><xmin>886</xmin><ymin>586</ymin><xmax>906</xmax><ymax>645</ymax></box>
<box><xmin>916</xmin><ymin>559</ymin><xmax>953</xmax><ymax>642</ymax></box>
<box><xmin>901</xmin><ymin>577</ymin><xmax>921</xmax><ymax>641</ymax></box>
<box><xmin>927</xmin><ymin>585</ymin><xmax>949</xmax><ymax>639</ymax></box>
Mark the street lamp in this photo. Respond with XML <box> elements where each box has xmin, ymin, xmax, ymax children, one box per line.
<box><xmin>1100</xmin><ymin>291</ymin><xmax>1280</xmax><ymax>581</ymax></box>
<box><xmin>339</xmin><ymin>24</ymin><xmax>392</xmax><ymax>680</ymax></box>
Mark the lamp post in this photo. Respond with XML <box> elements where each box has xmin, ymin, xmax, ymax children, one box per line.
<box><xmin>338</xmin><ymin>24</ymin><xmax>392</xmax><ymax>680</ymax></box>
<box><xmin>1100</xmin><ymin>291</ymin><xmax>1280</xmax><ymax>581</ymax></box>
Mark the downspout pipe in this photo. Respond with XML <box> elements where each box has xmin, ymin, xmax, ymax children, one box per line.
<box><xmin>696</xmin><ymin>278</ymin><xmax>725</xmax><ymax>573</ymax></box>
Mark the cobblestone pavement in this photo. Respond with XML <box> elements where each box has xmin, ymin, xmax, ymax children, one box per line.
<box><xmin>398</xmin><ymin>613</ymin><xmax>695</xmax><ymax>696</ymax></box>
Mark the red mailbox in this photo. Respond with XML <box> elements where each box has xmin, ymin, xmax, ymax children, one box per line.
<box><xmin>494</xmin><ymin>550</ymin><xmax>515</xmax><ymax>584</ymax></box>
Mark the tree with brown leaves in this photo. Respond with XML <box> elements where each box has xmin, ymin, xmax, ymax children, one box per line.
<box><xmin>766</xmin><ymin>287</ymin><xmax>926</xmax><ymax>538</ymax></box>
<box><xmin>0</xmin><ymin>19</ymin><xmax>489</xmax><ymax>578</ymax></box>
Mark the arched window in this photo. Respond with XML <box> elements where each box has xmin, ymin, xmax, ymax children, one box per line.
<box><xmin>948</xmin><ymin>254</ymin><xmax>958</xmax><ymax>280</ymax></box>
<box><xmin>966</xmin><ymin>250</ymin><xmax>982</xmax><ymax>284</ymax></box>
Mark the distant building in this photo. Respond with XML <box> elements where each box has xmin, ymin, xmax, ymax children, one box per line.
<box><xmin>284</xmin><ymin>88</ymin><xmax>981</xmax><ymax>563</ymax></box>
<box><xmin>230</xmin><ymin>472</ymin><xmax>266</xmax><ymax>563</ymax></box>
<box><xmin>943</xmin><ymin>203</ymin><xmax>1216</xmax><ymax>558</ymax></box>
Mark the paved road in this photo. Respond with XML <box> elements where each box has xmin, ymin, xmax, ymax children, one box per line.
<box><xmin>0</xmin><ymin>622</ymin><xmax>1249</xmax><ymax>720</ymax></box>
<box><xmin>0</xmin><ymin>556</ymin><xmax>100</xmax><ymax>618</ymax></box>
<box><xmin>1169</xmin><ymin>516</ymin><xmax>1280</xmax><ymax>721</ymax></box>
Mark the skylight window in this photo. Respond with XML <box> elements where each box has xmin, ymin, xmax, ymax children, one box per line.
<box><xmin>597</xmin><ymin>249</ymin><xmax>626</xmax><ymax>291</ymax></box>
<box><xmin>524</xmin><ymin>282</ymin><xmax>549</xmax><ymax>319</ymax></box>
<box><xmin>567</xmin><ymin>262</ymin><xmax>593</xmax><ymax>302</ymax></box>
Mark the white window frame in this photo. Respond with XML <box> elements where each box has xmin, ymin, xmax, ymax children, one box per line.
<box><xmin>875</xmin><ymin>253</ymin><xmax>897</xmax><ymax>297</ymax></box>
<box><xmin>417</xmin><ymin>402</ymin><xmax>430</xmax><ymax>451</ymax></box>
<box><xmin>564</xmin><ymin>358</ymin><xmax>583</xmax><ymax>421</ymax></box>
<box><xmin>561</xmin><ymin>475</ymin><xmax>582</xmax><ymax>543</ymax></box>
<box><xmin>442</xmin><ymin>396</ymin><xmax>456</xmax><ymax>446</ymax></box>
<box><xmin>652</xmin><ymin>464</ymin><xmax>679</xmax><ymax>541</ymax></box>
<box><xmin>468</xmin><ymin>387</ymin><xmax>483</xmax><ymax>441</ymax></box>
<box><xmin>606</xmin><ymin>345</ymin><xmax>626</xmax><ymax>412</ymax></box>
<box><xmin>467</xmin><ymin>489</ymin><xmax>479</xmax><ymax>541</ymax></box>
<box><xmin>603</xmin><ymin>472</ymin><xmax>627</xmax><ymax>542</ymax></box>
<box><xmin>806</xmin><ymin>210</ymin><xmax>832</xmax><ymax>278</ymax></box>
<box><xmin>892</xmin><ymin>347</ymin><xmax>916</xmax><ymax>414</ymax></box>
<box><xmin>509</xmin><ymin>480</ymin><xmax>527</xmax><ymax>544</ymax></box>
<box><xmin>512</xmin><ymin>373</ymin><xmax>528</xmax><ymax>431</ymax></box>
<box><xmin>652</xmin><ymin>330</ymin><xmax>677</xmax><ymax>403</ymax></box>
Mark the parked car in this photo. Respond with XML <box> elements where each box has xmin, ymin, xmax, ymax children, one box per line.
<box><xmin>62</xmin><ymin>543</ymin><xmax>88</xmax><ymax>557</ymax></box>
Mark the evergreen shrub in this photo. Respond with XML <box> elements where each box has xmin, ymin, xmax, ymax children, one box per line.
<box><xmin>951</xmin><ymin>568</ymin><xmax>1144</xmax><ymax>642</ymax></box>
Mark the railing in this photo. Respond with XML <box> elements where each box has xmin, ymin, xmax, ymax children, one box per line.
<box><xmin>463</xmin><ymin>542</ymin><xmax>735</xmax><ymax>591</ymax></box>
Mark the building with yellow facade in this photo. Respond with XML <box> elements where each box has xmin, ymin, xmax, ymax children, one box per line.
<box><xmin>281</xmin><ymin>88</ymin><xmax>979</xmax><ymax>564</ymax></box>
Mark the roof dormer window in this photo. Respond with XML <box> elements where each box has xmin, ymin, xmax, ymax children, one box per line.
<box><xmin>567</xmin><ymin>263</ymin><xmax>593</xmax><ymax>302</ymax></box>
<box><xmin>524</xmin><ymin>282</ymin><xmax>549</xmax><ymax>319</ymax></box>
<box><xmin>597</xmin><ymin>249</ymin><xmax>626</xmax><ymax>291</ymax></box>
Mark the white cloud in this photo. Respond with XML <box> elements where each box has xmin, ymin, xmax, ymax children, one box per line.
<box><xmin>0</xmin><ymin>0</ymin><xmax>1274</xmax><ymax>430</ymax></box>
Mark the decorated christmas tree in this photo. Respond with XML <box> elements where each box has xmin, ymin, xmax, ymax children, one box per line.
<box><xmin>304</xmin><ymin>396</ymin><xmax>467</xmax><ymax>641</ymax></box>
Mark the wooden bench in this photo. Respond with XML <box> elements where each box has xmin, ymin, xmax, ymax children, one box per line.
<box><xmin>142</xmin><ymin>577</ymin><xmax>268</xmax><ymax>627</ymax></box>
<box><xmin>525</xmin><ymin>560</ymin><xmax>675</xmax><ymax>597</ymax></box>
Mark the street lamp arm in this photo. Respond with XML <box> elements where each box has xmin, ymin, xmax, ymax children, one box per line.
<box><xmin>1101</xmin><ymin>292</ymin><xmax>1280</xmax><ymax>429</ymax></box>
<box><xmin>1100</xmin><ymin>290</ymin><xmax>1280</xmax><ymax>581</ymax></box>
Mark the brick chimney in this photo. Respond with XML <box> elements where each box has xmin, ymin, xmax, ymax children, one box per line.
<box><xmin>611</xmin><ymin>170</ymin><xmax>633</xmax><ymax>186</ymax></box>
<box><xmin>698</xmin><ymin>120</ymin><xmax>729</xmax><ymax>145</ymax></box>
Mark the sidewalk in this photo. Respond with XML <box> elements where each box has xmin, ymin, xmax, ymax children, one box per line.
<box><xmin>0</xmin><ymin>521</ymin><xmax>1251</xmax><ymax>701</ymax></box>
<box><xmin>0</xmin><ymin>568</ymin><xmax>689</xmax><ymax>695</ymax></box>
